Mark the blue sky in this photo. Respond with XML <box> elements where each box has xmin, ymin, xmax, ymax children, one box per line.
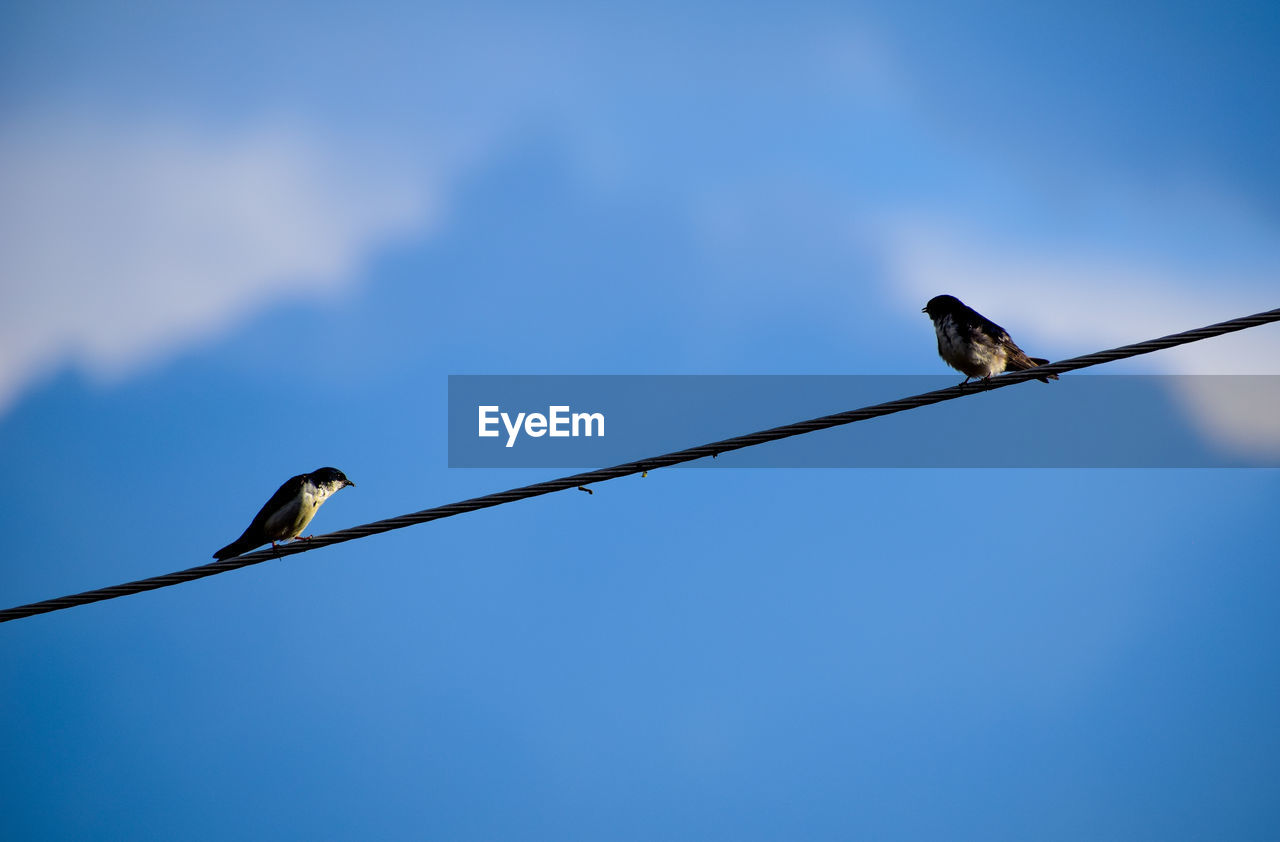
<box><xmin>2</xmin><ymin>1</ymin><xmax>1279</xmax><ymax>839</ymax></box>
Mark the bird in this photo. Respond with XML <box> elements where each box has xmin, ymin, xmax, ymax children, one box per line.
<box><xmin>921</xmin><ymin>294</ymin><xmax>1058</xmax><ymax>385</ymax></box>
<box><xmin>213</xmin><ymin>467</ymin><xmax>355</xmax><ymax>560</ymax></box>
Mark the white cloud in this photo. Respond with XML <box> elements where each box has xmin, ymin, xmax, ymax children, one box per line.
<box><xmin>0</xmin><ymin>110</ymin><xmax>435</xmax><ymax>413</ymax></box>
<box><xmin>882</xmin><ymin>219</ymin><xmax>1279</xmax><ymax>369</ymax></box>
<box><xmin>879</xmin><ymin>215</ymin><xmax>1280</xmax><ymax>457</ymax></box>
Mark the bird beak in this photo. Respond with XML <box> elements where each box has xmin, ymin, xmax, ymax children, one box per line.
<box><xmin>920</xmin><ymin>307</ymin><xmax>927</xmax><ymax>313</ymax></box>
<box><xmin>345</xmin><ymin>480</ymin><xmax>356</xmax><ymax>488</ymax></box>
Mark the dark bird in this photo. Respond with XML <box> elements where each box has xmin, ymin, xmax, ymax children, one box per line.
<box><xmin>213</xmin><ymin>467</ymin><xmax>355</xmax><ymax>560</ymax></box>
<box><xmin>922</xmin><ymin>294</ymin><xmax>1058</xmax><ymax>385</ymax></box>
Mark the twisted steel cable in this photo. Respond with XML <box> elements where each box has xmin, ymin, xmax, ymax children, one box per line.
<box><xmin>3</xmin><ymin>306</ymin><xmax>1278</xmax><ymax>624</ymax></box>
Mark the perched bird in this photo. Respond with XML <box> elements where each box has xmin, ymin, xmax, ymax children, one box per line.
<box><xmin>213</xmin><ymin>467</ymin><xmax>355</xmax><ymax>560</ymax></box>
<box><xmin>922</xmin><ymin>294</ymin><xmax>1058</xmax><ymax>385</ymax></box>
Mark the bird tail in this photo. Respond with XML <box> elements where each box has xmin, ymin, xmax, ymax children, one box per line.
<box><xmin>1007</xmin><ymin>353</ymin><xmax>1059</xmax><ymax>383</ymax></box>
<box><xmin>213</xmin><ymin>535</ymin><xmax>257</xmax><ymax>561</ymax></box>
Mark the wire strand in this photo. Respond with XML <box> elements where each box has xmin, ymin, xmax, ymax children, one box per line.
<box><xmin>4</xmin><ymin>306</ymin><xmax>1278</xmax><ymax>624</ymax></box>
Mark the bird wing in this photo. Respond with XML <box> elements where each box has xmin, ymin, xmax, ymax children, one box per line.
<box><xmin>244</xmin><ymin>473</ymin><xmax>309</xmax><ymax>532</ymax></box>
<box><xmin>214</xmin><ymin>473</ymin><xmax>308</xmax><ymax>558</ymax></box>
<box><xmin>1002</xmin><ymin>342</ymin><xmax>1039</xmax><ymax>370</ymax></box>
<box><xmin>955</xmin><ymin>303</ymin><xmax>1057</xmax><ymax>381</ymax></box>
<box><xmin>966</xmin><ymin>310</ymin><xmax>1014</xmax><ymax>347</ymax></box>
<box><xmin>1002</xmin><ymin>341</ymin><xmax>1059</xmax><ymax>381</ymax></box>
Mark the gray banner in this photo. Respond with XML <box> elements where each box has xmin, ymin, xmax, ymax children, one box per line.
<box><xmin>447</xmin><ymin>375</ymin><xmax>1280</xmax><ymax>467</ymax></box>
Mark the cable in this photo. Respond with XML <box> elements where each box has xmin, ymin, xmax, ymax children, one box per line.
<box><xmin>3</xmin><ymin>306</ymin><xmax>1278</xmax><ymax>624</ymax></box>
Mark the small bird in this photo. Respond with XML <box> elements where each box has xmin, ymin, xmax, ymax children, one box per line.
<box><xmin>922</xmin><ymin>294</ymin><xmax>1058</xmax><ymax>385</ymax></box>
<box><xmin>213</xmin><ymin>467</ymin><xmax>355</xmax><ymax>560</ymax></box>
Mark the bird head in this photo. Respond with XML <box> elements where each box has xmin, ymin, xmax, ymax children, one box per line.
<box><xmin>310</xmin><ymin>467</ymin><xmax>355</xmax><ymax>491</ymax></box>
<box><xmin>922</xmin><ymin>294</ymin><xmax>964</xmax><ymax>320</ymax></box>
